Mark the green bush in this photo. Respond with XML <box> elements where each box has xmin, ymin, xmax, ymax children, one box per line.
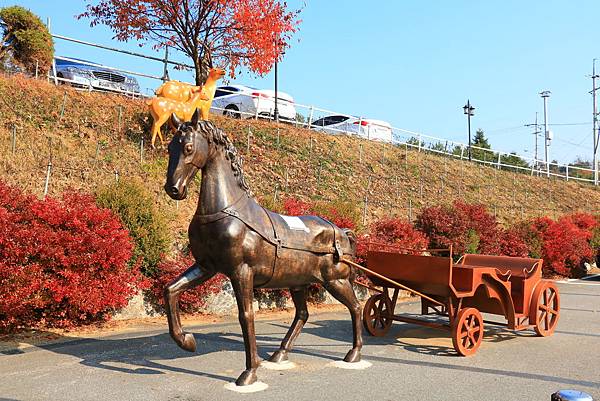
<box><xmin>96</xmin><ymin>179</ymin><xmax>170</xmax><ymax>277</ymax></box>
<box><xmin>0</xmin><ymin>6</ymin><xmax>54</xmax><ymax>74</ymax></box>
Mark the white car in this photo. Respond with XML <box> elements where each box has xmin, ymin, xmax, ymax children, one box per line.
<box><xmin>310</xmin><ymin>114</ymin><xmax>393</xmax><ymax>142</ymax></box>
<box><xmin>210</xmin><ymin>84</ymin><xmax>297</xmax><ymax>121</ymax></box>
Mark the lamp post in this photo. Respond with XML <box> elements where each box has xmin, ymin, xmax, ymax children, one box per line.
<box><xmin>463</xmin><ymin>100</ymin><xmax>475</xmax><ymax>161</ymax></box>
<box><xmin>273</xmin><ymin>40</ymin><xmax>284</xmax><ymax>123</ymax></box>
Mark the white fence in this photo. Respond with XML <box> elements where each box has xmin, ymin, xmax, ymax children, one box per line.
<box><xmin>48</xmin><ymin>32</ymin><xmax>597</xmax><ymax>185</ymax></box>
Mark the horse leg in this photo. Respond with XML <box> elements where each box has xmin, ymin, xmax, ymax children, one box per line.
<box><xmin>322</xmin><ymin>278</ymin><xmax>363</xmax><ymax>363</ymax></box>
<box><xmin>230</xmin><ymin>263</ymin><xmax>259</xmax><ymax>386</ymax></box>
<box><xmin>164</xmin><ymin>264</ymin><xmax>215</xmax><ymax>352</ymax></box>
<box><xmin>268</xmin><ymin>287</ymin><xmax>309</xmax><ymax>363</ymax></box>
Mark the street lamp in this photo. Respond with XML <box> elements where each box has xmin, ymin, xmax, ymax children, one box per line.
<box><xmin>273</xmin><ymin>40</ymin><xmax>285</xmax><ymax>123</ymax></box>
<box><xmin>463</xmin><ymin>100</ymin><xmax>475</xmax><ymax>161</ymax></box>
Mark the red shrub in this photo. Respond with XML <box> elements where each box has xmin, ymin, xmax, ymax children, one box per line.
<box><xmin>356</xmin><ymin>218</ymin><xmax>429</xmax><ymax>265</ymax></box>
<box><xmin>499</xmin><ymin>227</ymin><xmax>530</xmax><ymax>257</ymax></box>
<box><xmin>0</xmin><ymin>182</ymin><xmax>143</xmax><ymax>332</ymax></box>
<box><xmin>514</xmin><ymin>216</ymin><xmax>594</xmax><ymax>277</ymax></box>
<box><xmin>150</xmin><ymin>253</ymin><xmax>226</xmax><ymax>313</ymax></box>
<box><xmin>282</xmin><ymin>196</ymin><xmax>358</xmax><ymax>229</ymax></box>
<box><xmin>416</xmin><ymin>201</ymin><xmax>502</xmax><ymax>255</ymax></box>
<box><xmin>282</xmin><ymin>197</ymin><xmax>312</xmax><ymax>216</ymax></box>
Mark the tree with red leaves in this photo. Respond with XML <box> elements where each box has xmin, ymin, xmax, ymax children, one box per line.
<box><xmin>79</xmin><ymin>0</ymin><xmax>301</xmax><ymax>85</ymax></box>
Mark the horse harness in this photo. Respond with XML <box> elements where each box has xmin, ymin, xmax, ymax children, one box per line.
<box><xmin>193</xmin><ymin>194</ymin><xmax>346</xmax><ymax>261</ymax></box>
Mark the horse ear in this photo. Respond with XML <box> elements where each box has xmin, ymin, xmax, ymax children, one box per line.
<box><xmin>191</xmin><ymin>108</ymin><xmax>200</xmax><ymax>126</ymax></box>
<box><xmin>170</xmin><ymin>113</ymin><xmax>182</xmax><ymax>130</ymax></box>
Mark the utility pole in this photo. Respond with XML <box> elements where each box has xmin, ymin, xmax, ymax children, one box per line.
<box><xmin>540</xmin><ymin>91</ymin><xmax>551</xmax><ymax>177</ymax></box>
<box><xmin>592</xmin><ymin>59</ymin><xmax>599</xmax><ymax>185</ymax></box>
<box><xmin>525</xmin><ymin>112</ymin><xmax>541</xmax><ymax>173</ymax></box>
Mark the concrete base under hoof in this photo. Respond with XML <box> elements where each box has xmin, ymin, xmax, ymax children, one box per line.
<box><xmin>224</xmin><ymin>381</ymin><xmax>269</xmax><ymax>393</ymax></box>
<box><xmin>261</xmin><ymin>360</ymin><xmax>297</xmax><ymax>370</ymax></box>
<box><xmin>328</xmin><ymin>360</ymin><xmax>372</xmax><ymax>370</ymax></box>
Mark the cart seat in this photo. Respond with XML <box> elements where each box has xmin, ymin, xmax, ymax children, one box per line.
<box><xmin>459</xmin><ymin>255</ymin><xmax>542</xmax><ymax>278</ymax></box>
<box><xmin>459</xmin><ymin>254</ymin><xmax>543</xmax><ymax>314</ymax></box>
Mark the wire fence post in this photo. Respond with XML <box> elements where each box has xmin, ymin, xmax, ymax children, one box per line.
<box><xmin>35</xmin><ymin>60</ymin><xmax>39</xmax><ymax>79</ymax></box>
<box><xmin>566</xmin><ymin>165</ymin><xmax>569</xmax><ymax>181</ymax></box>
<box><xmin>460</xmin><ymin>145</ymin><xmax>464</xmax><ymax>160</ymax></box>
<box><xmin>117</xmin><ymin>106</ymin><xmax>123</xmax><ymax>133</ymax></box>
<box><xmin>404</xmin><ymin>143</ymin><xmax>408</xmax><ymax>168</ymax></box>
<box><xmin>94</xmin><ymin>141</ymin><xmax>101</xmax><ymax>167</ymax></box>
<box><xmin>362</xmin><ymin>175</ymin><xmax>371</xmax><ymax>226</ymax></box>
<box><xmin>359</xmin><ymin>143</ymin><xmax>363</xmax><ymax>163</ymax></box>
<box><xmin>11</xmin><ymin>125</ymin><xmax>16</xmax><ymax>154</ymax></box>
<box><xmin>307</xmin><ymin>106</ymin><xmax>314</xmax><ymax>129</ymax></box>
<box><xmin>496</xmin><ymin>153</ymin><xmax>501</xmax><ymax>169</ymax></box>
<box><xmin>60</xmin><ymin>92</ymin><xmax>67</xmax><ymax>119</ymax></box>
<box><xmin>43</xmin><ymin>159</ymin><xmax>52</xmax><ymax>197</ymax></box>
<box><xmin>272</xmin><ymin>184</ymin><xmax>279</xmax><ymax>205</ymax></box>
<box><xmin>114</xmin><ymin>169</ymin><xmax>119</xmax><ymax>182</ymax></box>
<box><xmin>246</xmin><ymin>127</ymin><xmax>251</xmax><ymax>154</ymax></box>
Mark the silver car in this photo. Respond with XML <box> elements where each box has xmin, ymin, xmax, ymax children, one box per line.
<box><xmin>53</xmin><ymin>57</ymin><xmax>141</xmax><ymax>95</ymax></box>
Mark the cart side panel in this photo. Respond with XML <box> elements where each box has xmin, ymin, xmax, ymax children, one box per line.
<box><xmin>366</xmin><ymin>251</ymin><xmax>454</xmax><ymax>297</ymax></box>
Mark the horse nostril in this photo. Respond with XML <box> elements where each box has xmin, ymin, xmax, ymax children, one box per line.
<box><xmin>169</xmin><ymin>186</ymin><xmax>179</xmax><ymax>196</ymax></box>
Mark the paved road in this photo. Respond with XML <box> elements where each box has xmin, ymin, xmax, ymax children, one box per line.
<box><xmin>1</xmin><ymin>279</ymin><xmax>599</xmax><ymax>401</ymax></box>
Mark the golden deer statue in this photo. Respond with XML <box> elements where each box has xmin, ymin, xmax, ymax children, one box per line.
<box><xmin>148</xmin><ymin>67</ymin><xmax>226</xmax><ymax>147</ymax></box>
<box><xmin>155</xmin><ymin>81</ymin><xmax>201</xmax><ymax>102</ymax></box>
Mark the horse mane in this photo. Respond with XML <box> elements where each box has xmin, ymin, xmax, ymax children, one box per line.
<box><xmin>193</xmin><ymin>121</ymin><xmax>252</xmax><ymax>196</ymax></box>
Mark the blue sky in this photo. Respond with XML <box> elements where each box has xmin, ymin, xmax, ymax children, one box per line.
<box><xmin>4</xmin><ymin>0</ymin><xmax>600</xmax><ymax>163</ymax></box>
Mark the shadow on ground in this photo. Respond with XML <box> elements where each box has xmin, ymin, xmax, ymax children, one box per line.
<box><xmin>1</xmin><ymin>315</ymin><xmax>598</xmax><ymax>389</ymax></box>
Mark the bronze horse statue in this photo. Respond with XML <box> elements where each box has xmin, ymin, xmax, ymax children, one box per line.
<box><xmin>163</xmin><ymin>111</ymin><xmax>363</xmax><ymax>387</ymax></box>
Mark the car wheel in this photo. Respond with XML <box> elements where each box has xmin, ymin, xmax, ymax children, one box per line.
<box><xmin>223</xmin><ymin>105</ymin><xmax>241</xmax><ymax>119</ymax></box>
<box><xmin>56</xmin><ymin>73</ymin><xmax>67</xmax><ymax>85</ymax></box>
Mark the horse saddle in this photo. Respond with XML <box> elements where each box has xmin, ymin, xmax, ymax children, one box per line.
<box><xmin>194</xmin><ymin>195</ymin><xmax>350</xmax><ymax>259</ymax></box>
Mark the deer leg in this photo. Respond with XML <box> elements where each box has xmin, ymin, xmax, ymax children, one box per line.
<box><xmin>323</xmin><ymin>278</ymin><xmax>363</xmax><ymax>363</ymax></box>
<box><xmin>151</xmin><ymin>114</ymin><xmax>169</xmax><ymax>148</ymax></box>
<box><xmin>164</xmin><ymin>264</ymin><xmax>215</xmax><ymax>352</ymax></box>
<box><xmin>268</xmin><ymin>287</ymin><xmax>309</xmax><ymax>363</ymax></box>
<box><xmin>230</xmin><ymin>263</ymin><xmax>259</xmax><ymax>386</ymax></box>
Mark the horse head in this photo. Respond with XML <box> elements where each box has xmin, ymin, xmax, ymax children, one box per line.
<box><xmin>164</xmin><ymin>109</ymin><xmax>211</xmax><ymax>200</ymax></box>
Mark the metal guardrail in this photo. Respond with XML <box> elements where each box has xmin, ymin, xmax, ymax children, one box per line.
<box><xmin>47</xmin><ymin>32</ymin><xmax>597</xmax><ymax>185</ymax></box>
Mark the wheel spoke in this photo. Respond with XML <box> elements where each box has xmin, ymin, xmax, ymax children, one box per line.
<box><xmin>544</xmin><ymin>309</ymin><xmax>550</xmax><ymax>330</ymax></box>
<box><xmin>547</xmin><ymin>290</ymin><xmax>556</xmax><ymax>305</ymax></box>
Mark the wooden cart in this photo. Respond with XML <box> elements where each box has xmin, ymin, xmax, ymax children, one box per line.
<box><xmin>344</xmin><ymin>245</ymin><xmax>560</xmax><ymax>356</ymax></box>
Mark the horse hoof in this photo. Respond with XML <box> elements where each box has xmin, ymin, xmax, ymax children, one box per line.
<box><xmin>235</xmin><ymin>370</ymin><xmax>257</xmax><ymax>386</ymax></box>
<box><xmin>268</xmin><ymin>350</ymin><xmax>288</xmax><ymax>364</ymax></box>
<box><xmin>174</xmin><ymin>332</ymin><xmax>196</xmax><ymax>352</ymax></box>
<box><xmin>343</xmin><ymin>348</ymin><xmax>361</xmax><ymax>363</ymax></box>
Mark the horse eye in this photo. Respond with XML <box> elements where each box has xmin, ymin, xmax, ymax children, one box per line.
<box><xmin>184</xmin><ymin>143</ymin><xmax>193</xmax><ymax>153</ymax></box>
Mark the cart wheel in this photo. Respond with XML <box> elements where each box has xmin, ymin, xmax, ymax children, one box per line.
<box><xmin>452</xmin><ymin>307</ymin><xmax>484</xmax><ymax>356</ymax></box>
<box><xmin>363</xmin><ymin>293</ymin><xmax>393</xmax><ymax>337</ymax></box>
<box><xmin>530</xmin><ymin>281</ymin><xmax>560</xmax><ymax>337</ymax></box>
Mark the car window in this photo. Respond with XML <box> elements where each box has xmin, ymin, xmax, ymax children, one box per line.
<box><xmin>311</xmin><ymin>117</ymin><xmax>327</xmax><ymax>127</ymax></box>
<box><xmin>215</xmin><ymin>87</ymin><xmax>238</xmax><ymax>98</ymax></box>
<box><xmin>329</xmin><ymin>115</ymin><xmax>350</xmax><ymax>124</ymax></box>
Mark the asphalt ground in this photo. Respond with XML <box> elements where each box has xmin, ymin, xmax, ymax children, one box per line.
<box><xmin>1</xmin><ymin>278</ymin><xmax>599</xmax><ymax>401</ymax></box>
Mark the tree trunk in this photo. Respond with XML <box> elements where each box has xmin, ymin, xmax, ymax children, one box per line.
<box><xmin>193</xmin><ymin>48</ymin><xmax>212</xmax><ymax>86</ymax></box>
